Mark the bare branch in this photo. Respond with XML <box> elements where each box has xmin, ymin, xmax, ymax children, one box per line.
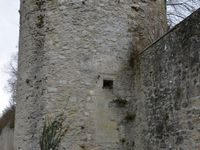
<box><xmin>167</xmin><ymin>0</ymin><xmax>200</xmax><ymax>27</ymax></box>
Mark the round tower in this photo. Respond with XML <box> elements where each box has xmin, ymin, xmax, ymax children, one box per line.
<box><xmin>15</xmin><ymin>0</ymin><xmax>166</xmax><ymax>150</ymax></box>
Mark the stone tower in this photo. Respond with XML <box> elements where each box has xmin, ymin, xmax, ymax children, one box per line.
<box><xmin>15</xmin><ymin>0</ymin><xmax>166</xmax><ymax>150</ymax></box>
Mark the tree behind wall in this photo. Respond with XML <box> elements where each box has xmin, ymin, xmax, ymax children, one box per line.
<box><xmin>167</xmin><ymin>0</ymin><xmax>200</xmax><ymax>26</ymax></box>
<box><xmin>5</xmin><ymin>54</ymin><xmax>18</xmax><ymax>105</ymax></box>
<box><xmin>0</xmin><ymin>54</ymin><xmax>17</xmax><ymax>150</ymax></box>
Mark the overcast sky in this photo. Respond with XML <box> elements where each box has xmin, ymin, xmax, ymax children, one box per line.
<box><xmin>0</xmin><ymin>0</ymin><xmax>19</xmax><ymax>114</ymax></box>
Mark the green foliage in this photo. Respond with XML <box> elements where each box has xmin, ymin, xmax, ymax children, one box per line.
<box><xmin>124</xmin><ymin>112</ymin><xmax>136</xmax><ymax>122</ymax></box>
<box><xmin>163</xmin><ymin>112</ymin><xmax>169</xmax><ymax>122</ymax></box>
<box><xmin>26</xmin><ymin>79</ymin><xmax>30</xmax><ymax>84</ymax></box>
<box><xmin>35</xmin><ymin>0</ymin><xmax>45</xmax><ymax>28</ymax></box>
<box><xmin>176</xmin><ymin>87</ymin><xmax>182</xmax><ymax>99</ymax></box>
<box><xmin>36</xmin><ymin>15</ymin><xmax>44</xmax><ymax>28</ymax></box>
<box><xmin>39</xmin><ymin>114</ymin><xmax>68</xmax><ymax>150</ymax></box>
<box><xmin>112</xmin><ymin>96</ymin><xmax>128</xmax><ymax>107</ymax></box>
<box><xmin>36</xmin><ymin>0</ymin><xmax>45</xmax><ymax>10</ymax></box>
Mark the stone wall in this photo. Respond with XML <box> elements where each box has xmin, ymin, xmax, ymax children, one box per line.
<box><xmin>134</xmin><ymin>8</ymin><xmax>200</xmax><ymax>150</ymax></box>
<box><xmin>15</xmin><ymin>0</ymin><xmax>166</xmax><ymax>150</ymax></box>
<box><xmin>0</xmin><ymin>127</ymin><xmax>14</xmax><ymax>150</ymax></box>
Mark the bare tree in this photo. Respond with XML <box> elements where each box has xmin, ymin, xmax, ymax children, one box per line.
<box><xmin>0</xmin><ymin>54</ymin><xmax>17</xmax><ymax>150</ymax></box>
<box><xmin>167</xmin><ymin>0</ymin><xmax>200</xmax><ymax>26</ymax></box>
<box><xmin>5</xmin><ymin>54</ymin><xmax>18</xmax><ymax>105</ymax></box>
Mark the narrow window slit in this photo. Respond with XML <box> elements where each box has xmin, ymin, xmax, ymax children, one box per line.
<box><xmin>103</xmin><ymin>80</ymin><xmax>113</xmax><ymax>89</ymax></box>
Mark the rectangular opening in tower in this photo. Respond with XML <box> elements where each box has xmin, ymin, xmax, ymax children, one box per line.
<box><xmin>103</xmin><ymin>80</ymin><xmax>113</xmax><ymax>89</ymax></box>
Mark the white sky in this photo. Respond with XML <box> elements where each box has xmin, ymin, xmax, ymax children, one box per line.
<box><xmin>0</xmin><ymin>0</ymin><xmax>19</xmax><ymax>114</ymax></box>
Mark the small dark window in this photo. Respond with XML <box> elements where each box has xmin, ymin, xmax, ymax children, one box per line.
<box><xmin>103</xmin><ymin>80</ymin><xmax>113</xmax><ymax>89</ymax></box>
